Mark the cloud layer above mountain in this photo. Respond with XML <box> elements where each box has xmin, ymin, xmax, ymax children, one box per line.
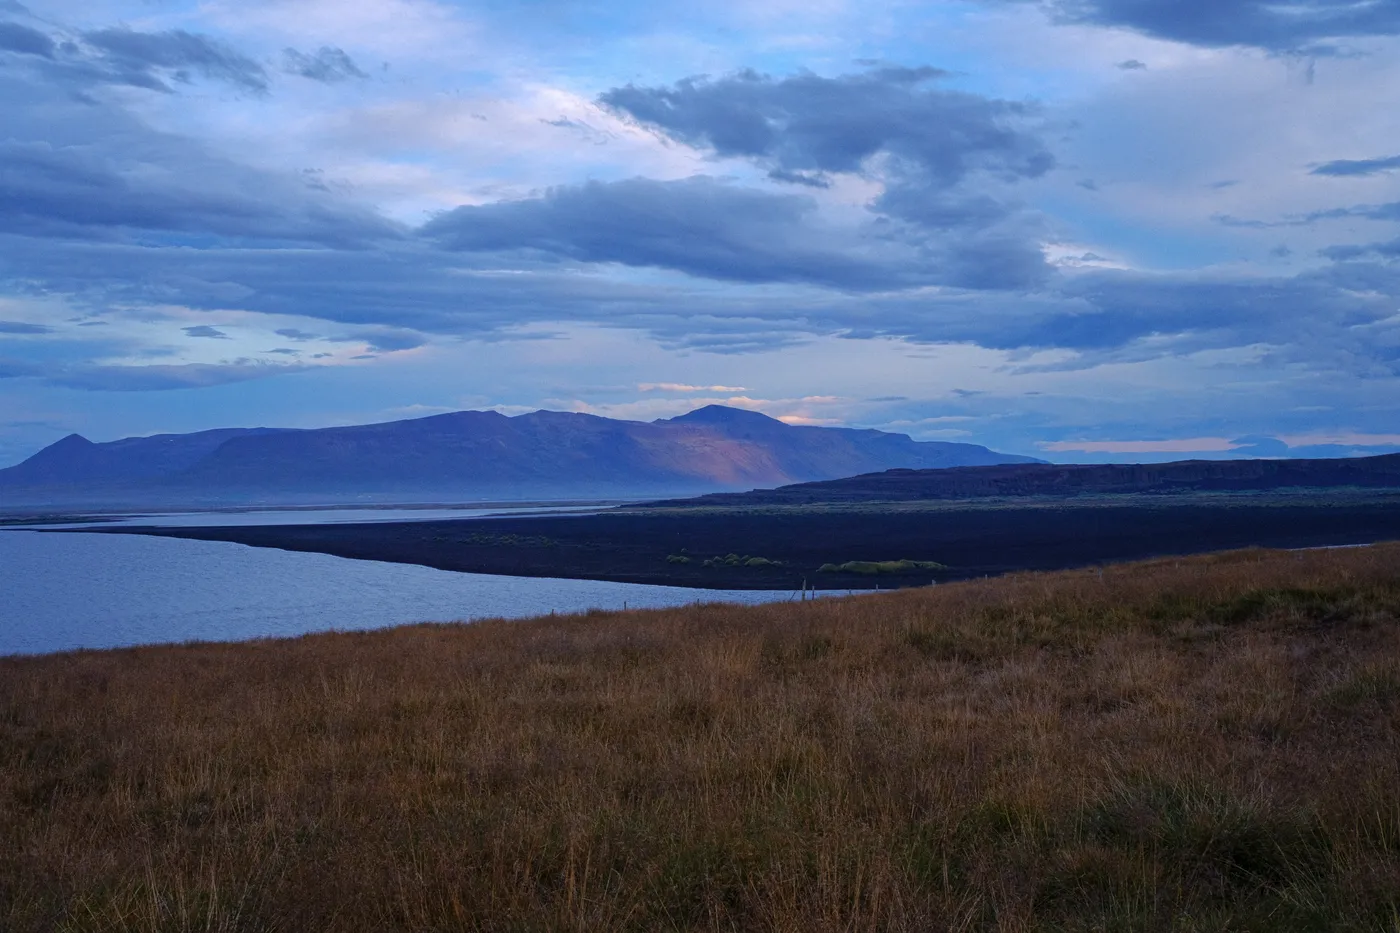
<box><xmin>1</xmin><ymin>0</ymin><xmax>1398</xmax><ymax>466</ymax></box>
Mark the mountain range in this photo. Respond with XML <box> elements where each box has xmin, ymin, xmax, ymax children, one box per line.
<box><xmin>0</xmin><ymin>405</ymin><xmax>1039</xmax><ymax>507</ymax></box>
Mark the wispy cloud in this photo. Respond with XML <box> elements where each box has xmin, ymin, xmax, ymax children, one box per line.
<box><xmin>638</xmin><ymin>382</ymin><xmax>748</xmax><ymax>393</ymax></box>
<box><xmin>1310</xmin><ymin>155</ymin><xmax>1400</xmax><ymax>177</ymax></box>
<box><xmin>1039</xmin><ymin>438</ymin><xmax>1244</xmax><ymax>454</ymax></box>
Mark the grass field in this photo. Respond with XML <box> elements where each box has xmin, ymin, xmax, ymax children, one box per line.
<box><xmin>4</xmin><ymin>544</ymin><xmax>1400</xmax><ymax>931</ymax></box>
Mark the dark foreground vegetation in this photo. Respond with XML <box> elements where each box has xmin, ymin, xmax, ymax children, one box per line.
<box><xmin>4</xmin><ymin>544</ymin><xmax>1400</xmax><ymax>931</ymax></box>
<box><xmin>103</xmin><ymin>491</ymin><xmax>1400</xmax><ymax>588</ymax></box>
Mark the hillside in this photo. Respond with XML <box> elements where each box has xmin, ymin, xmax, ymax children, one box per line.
<box><xmin>652</xmin><ymin>452</ymin><xmax>1400</xmax><ymax>507</ymax></box>
<box><xmin>0</xmin><ymin>405</ymin><xmax>1037</xmax><ymax>506</ymax></box>
<box><xmin>4</xmin><ymin>544</ymin><xmax>1399</xmax><ymax>931</ymax></box>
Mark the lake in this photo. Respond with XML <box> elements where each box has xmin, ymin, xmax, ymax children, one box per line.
<box><xmin>0</xmin><ymin>530</ymin><xmax>799</xmax><ymax>657</ymax></box>
<box><xmin>5</xmin><ymin>501</ymin><xmax>621</xmax><ymax>529</ymax></box>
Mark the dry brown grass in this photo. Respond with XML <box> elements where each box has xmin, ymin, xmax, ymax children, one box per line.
<box><xmin>3</xmin><ymin>544</ymin><xmax>1400</xmax><ymax>932</ymax></box>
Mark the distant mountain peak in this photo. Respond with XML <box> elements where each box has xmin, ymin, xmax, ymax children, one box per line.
<box><xmin>51</xmin><ymin>433</ymin><xmax>94</xmax><ymax>449</ymax></box>
<box><xmin>0</xmin><ymin>406</ymin><xmax>1036</xmax><ymax>505</ymax></box>
<box><xmin>664</xmin><ymin>405</ymin><xmax>784</xmax><ymax>426</ymax></box>
<box><xmin>25</xmin><ymin>433</ymin><xmax>95</xmax><ymax>461</ymax></box>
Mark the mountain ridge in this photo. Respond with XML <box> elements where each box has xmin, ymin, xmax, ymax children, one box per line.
<box><xmin>643</xmin><ymin>454</ymin><xmax>1400</xmax><ymax>508</ymax></box>
<box><xmin>0</xmin><ymin>406</ymin><xmax>1039</xmax><ymax>506</ymax></box>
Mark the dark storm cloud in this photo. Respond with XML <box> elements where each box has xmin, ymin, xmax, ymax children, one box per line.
<box><xmin>282</xmin><ymin>46</ymin><xmax>368</xmax><ymax>83</ymax></box>
<box><xmin>82</xmin><ymin>27</ymin><xmax>269</xmax><ymax>94</ymax></box>
<box><xmin>182</xmin><ymin>325</ymin><xmax>229</xmax><ymax>339</ymax></box>
<box><xmin>600</xmin><ymin>67</ymin><xmax>1053</xmax><ymax>195</ymax></box>
<box><xmin>0</xmin><ymin>21</ymin><xmax>54</xmax><ymax>57</ymax></box>
<box><xmin>1009</xmin><ymin>0</ymin><xmax>1400</xmax><ymax>50</ymax></box>
<box><xmin>1311</xmin><ymin>154</ymin><xmax>1400</xmax><ymax>177</ymax></box>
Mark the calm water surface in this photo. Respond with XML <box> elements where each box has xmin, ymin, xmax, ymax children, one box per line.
<box><xmin>0</xmin><ymin>531</ymin><xmax>798</xmax><ymax>657</ymax></box>
<box><xmin>10</xmin><ymin>502</ymin><xmax>617</xmax><ymax>529</ymax></box>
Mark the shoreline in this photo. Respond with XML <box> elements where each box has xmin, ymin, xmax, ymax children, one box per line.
<box><xmin>62</xmin><ymin>493</ymin><xmax>1400</xmax><ymax>590</ymax></box>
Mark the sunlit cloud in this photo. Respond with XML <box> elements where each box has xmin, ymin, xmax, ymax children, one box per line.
<box><xmin>1278</xmin><ymin>432</ymin><xmax>1400</xmax><ymax>448</ymax></box>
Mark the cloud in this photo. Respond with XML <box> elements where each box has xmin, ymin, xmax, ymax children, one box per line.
<box><xmin>341</xmin><ymin>328</ymin><xmax>427</xmax><ymax>352</ymax></box>
<box><xmin>598</xmin><ymin>66</ymin><xmax>1043</xmax><ymax>178</ymax></box>
<box><xmin>0</xmin><ymin>21</ymin><xmax>54</xmax><ymax>58</ymax></box>
<box><xmin>422</xmin><ymin>175</ymin><xmax>906</xmax><ymax>289</ymax></box>
<box><xmin>422</xmin><ymin>171</ymin><xmax>1050</xmax><ymax>292</ymax></box>
<box><xmin>766</xmin><ymin>168</ymin><xmax>830</xmax><ymax>188</ymax></box>
<box><xmin>282</xmin><ymin>46</ymin><xmax>368</xmax><ymax>83</ymax></box>
<box><xmin>51</xmin><ymin>361</ymin><xmax>307</xmax><ymax>391</ymax></box>
<box><xmin>594</xmin><ymin>67</ymin><xmax>1055</xmax><ymax>289</ymax></box>
<box><xmin>1322</xmin><ymin>237</ymin><xmax>1400</xmax><ymax>262</ymax></box>
<box><xmin>1042</xmin><ymin>430</ymin><xmax>1400</xmax><ymax>458</ymax></box>
<box><xmin>182</xmin><ymin>325</ymin><xmax>230</xmax><ymax>339</ymax></box>
<box><xmin>0</xmin><ymin>72</ymin><xmax>401</xmax><ymax>247</ymax></box>
<box><xmin>1009</xmin><ymin>0</ymin><xmax>1400</xmax><ymax>51</ymax></box>
<box><xmin>600</xmin><ymin>67</ymin><xmax>1053</xmax><ymax>199</ymax></box>
<box><xmin>1116</xmin><ymin>59</ymin><xmax>1147</xmax><ymax>70</ymax></box>
<box><xmin>1217</xmin><ymin>199</ymin><xmax>1400</xmax><ymax>230</ymax></box>
<box><xmin>4</xmin><ymin>221</ymin><xmax>1396</xmax><ymax>369</ymax></box>
<box><xmin>82</xmin><ymin>27</ymin><xmax>269</xmax><ymax>93</ymax></box>
<box><xmin>0</xmin><ymin>356</ymin><xmax>42</xmax><ymax>378</ymax></box>
<box><xmin>638</xmin><ymin>382</ymin><xmax>748</xmax><ymax>392</ymax></box>
<box><xmin>0</xmin><ymin>8</ymin><xmax>1397</xmax><ymax>417</ymax></box>
<box><xmin>0</xmin><ymin>320</ymin><xmax>51</xmax><ymax>334</ymax></box>
<box><xmin>1311</xmin><ymin>154</ymin><xmax>1400</xmax><ymax>177</ymax></box>
<box><xmin>1041</xmin><ymin>437</ymin><xmax>1244</xmax><ymax>454</ymax></box>
<box><xmin>1279</xmin><ymin>431</ymin><xmax>1400</xmax><ymax>447</ymax></box>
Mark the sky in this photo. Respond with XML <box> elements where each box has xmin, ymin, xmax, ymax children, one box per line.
<box><xmin>2</xmin><ymin>0</ymin><xmax>1400</xmax><ymax>466</ymax></box>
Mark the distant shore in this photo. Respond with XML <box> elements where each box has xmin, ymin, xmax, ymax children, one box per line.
<box><xmin>72</xmin><ymin>491</ymin><xmax>1400</xmax><ymax>589</ymax></box>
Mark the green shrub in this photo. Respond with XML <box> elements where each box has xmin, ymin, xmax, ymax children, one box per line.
<box><xmin>818</xmin><ymin>559</ymin><xmax>947</xmax><ymax>575</ymax></box>
<box><xmin>700</xmin><ymin>554</ymin><xmax>783</xmax><ymax>569</ymax></box>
